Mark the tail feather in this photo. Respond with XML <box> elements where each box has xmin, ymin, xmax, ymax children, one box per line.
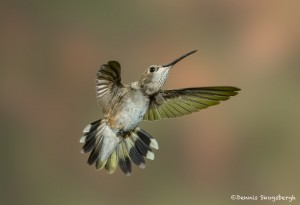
<box><xmin>96</xmin><ymin>158</ymin><xmax>106</xmax><ymax>169</ymax></box>
<box><xmin>124</xmin><ymin>138</ymin><xmax>145</xmax><ymax>168</ymax></box>
<box><xmin>80</xmin><ymin>120</ymin><xmax>159</xmax><ymax>175</ymax></box>
<box><xmin>83</xmin><ymin>119</ymin><xmax>101</xmax><ymax>133</ymax></box>
<box><xmin>130</xmin><ymin>134</ymin><xmax>148</xmax><ymax>157</ymax></box>
<box><xmin>81</xmin><ymin>136</ymin><xmax>97</xmax><ymax>153</ymax></box>
<box><xmin>117</xmin><ymin>143</ymin><xmax>132</xmax><ymax>176</ymax></box>
<box><xmin>87</xmin><ymin>137</ymin><xmax>103</xmax><ymax>165</ymax></box>
<box><xmin>104</xmin><ymin>150</ymin><xmax>117</xmax><ymax>173</ymax></box>
<box><xmin>130</xmin><ymin>131</ymin><xmax>155</xmax><ymax>160</ymax></box>
<box><xmin>80</xmin><ymin>119</ymin><xmax>101</xmax><ymax>147</ymax></box>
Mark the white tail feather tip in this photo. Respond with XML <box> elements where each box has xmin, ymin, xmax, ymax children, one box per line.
<box><xmin>139</xmin><ymin>163</ymin><xmax>146</xmax><ymax>169</ymax></box>
<box><xmin>83</xmin><ymin>124</ymin><xmax>92</xmax><ymax>133</ymax></box>
<box><xmin>150</xmin><ymin>139</ymin><xmax>159</xmax><ymax>149</ymax></box>
<box><xmin>146</xmin><ymin>151</ymin><xmax>155</xmax><ymax>160</ymax></box>
<box><xmin>79</xmin><ymin>136</ymin><xmax>86</xmax><ymax>143</ymax></box>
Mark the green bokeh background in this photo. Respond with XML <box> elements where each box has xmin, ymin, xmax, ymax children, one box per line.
<box><xmin>1</xmin><ymin>1</ymin><xmax>299</xmax><ymax>204</ymax></box>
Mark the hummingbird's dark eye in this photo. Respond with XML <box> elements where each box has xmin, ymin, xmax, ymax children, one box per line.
<box><xmin>149</xmin><ymin>67</ymin><xmax>156</xmax><ymax>73</ymax></box>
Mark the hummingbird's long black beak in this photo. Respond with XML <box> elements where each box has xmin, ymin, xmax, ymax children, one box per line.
<box><xmin>162</xmin><ymin>50</ymin><xmax>197</xmax><ymax>67</ymax></box>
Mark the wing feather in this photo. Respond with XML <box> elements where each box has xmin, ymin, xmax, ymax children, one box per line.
<box><xmin>143</xmin><ymin>86</ymin><xmax>240</xmax><ymax>121</ymax></box>
<box><xmin>96</xmin><ymin>61</ymin><xmax>123</xmax><ymax>104</ymax></box>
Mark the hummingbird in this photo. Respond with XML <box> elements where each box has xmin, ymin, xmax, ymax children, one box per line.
<box><xmin>80</xmin><ymin>50</ymin><xmax>240</xmax><ymax>176</ymax></box>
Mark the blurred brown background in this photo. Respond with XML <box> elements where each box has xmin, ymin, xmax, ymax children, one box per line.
<box><xmin>1</xmin><ymin>0</ymin><xmax>299</xmax><ymax>205</ymax></box>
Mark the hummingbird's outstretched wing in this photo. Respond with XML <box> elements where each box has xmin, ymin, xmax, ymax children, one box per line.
<box><xmin>96</xmin><ymin>61</ymin><xmax>123</xmax><ymax>110</ymax></box>
<box><xmin>143</xmin><ymin>86</ymin><xmax>240</xmax><ymax>121</ymax></box>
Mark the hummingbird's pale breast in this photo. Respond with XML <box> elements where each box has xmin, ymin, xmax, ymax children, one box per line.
<box><xmin>105</xmin><ymin>86</ymin><xmax>150</xmax><ymax>133</ymax></box>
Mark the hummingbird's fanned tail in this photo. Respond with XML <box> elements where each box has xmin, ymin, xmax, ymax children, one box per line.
<box><xmin>80</xmin><ymin>120</ymin><xmax>158</xmax><ymax>175</ymax></box>
<box><xmin>80</xmin><ymin>119</ymin><xmax>120</xmax><ymax>165</ymax></box>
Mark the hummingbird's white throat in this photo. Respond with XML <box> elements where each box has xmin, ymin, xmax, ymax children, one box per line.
<box><xmin>140</xmin><ymin>65</ymin><xmax>171</xmax><ymax>95</ymax></box>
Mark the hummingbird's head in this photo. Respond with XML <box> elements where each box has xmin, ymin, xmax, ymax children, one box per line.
<box><xmin>139</xmin><ymin>50</ymin><xmax>197</xmax><ymax>96</ymax></box>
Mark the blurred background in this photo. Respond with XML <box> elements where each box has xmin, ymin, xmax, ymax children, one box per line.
<box><xmin>1</xmin><ymin>0</ymin><xmax>299</xmax><ymax>204</ymax></box>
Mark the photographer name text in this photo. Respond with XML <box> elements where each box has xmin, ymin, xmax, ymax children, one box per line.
<box><xmin>231</xmin><ymin>194</ymin><xmax>296</xmax><ymax>203</ymax></box>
